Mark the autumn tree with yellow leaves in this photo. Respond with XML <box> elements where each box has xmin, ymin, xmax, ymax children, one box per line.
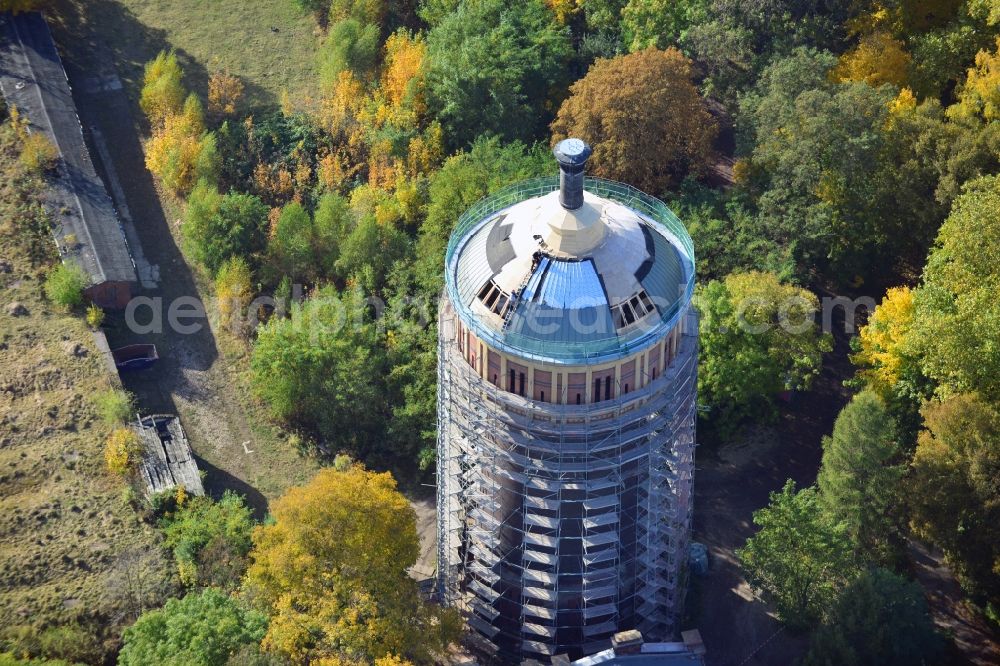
<box><xmin>852</xmin><ymin>287</ymin><xmax>918</xmax><ymax>398</ymax></box>
<box><xmin>832</xmin><ymin>32</ymin><xmax>911</xmax><ymax>87</ymax></box>
<box><xmin>948</xmin><ymin>37</ymin><xmax>1000</xmax><ymax>122</ymax></box>
<box><xmin>140</xmin><ymin>51</ymin><xmax>185</xmax><ymax>128</ymax></box>
<box><xmin>207</xmin><ymin>71</ymin><xmax>244</xmax><ymax>118</ymax></box>
<box><xmin>215</xmin><ymin>256</ymin><xmax>254</xmax><ymax>337</ymax></box>
<box><xmin>141</xmin><ymin>52</ymin><xmax>218</xmax><ymax>195</ymax></box>
<box><xmin>243</xmin><ymin>465</ymin><xmax>461</xmax><ymax>664</ymax></box>
<box><xmin>105</xmin><ymin>428</ymin><xmax>143</xmax><ymax>476</ymax></box>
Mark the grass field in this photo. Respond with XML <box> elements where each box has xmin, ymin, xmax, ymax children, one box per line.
<box><xmin>0</xmin><ymin>126</ymin><xmax>174</xmax><ymax>659</ymax></box>
<box><xmin>49</xmin><ymin>0</ymin><xmax>319</xmax><ymax>111</ymax></box>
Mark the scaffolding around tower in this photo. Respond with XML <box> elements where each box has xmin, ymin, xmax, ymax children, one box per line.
<box><xmin>436</xmin><ymin>164</ymin><xmax>698</xmax><ymax>663</ymax></box>
<box><xmin>437</xmin><ymin>298</ymin><xmax>698</xmax><ymax>663</ymax></box>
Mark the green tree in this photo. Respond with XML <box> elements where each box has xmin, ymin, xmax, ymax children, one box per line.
<box><xmin>913</xmin><ymin>175</ymin><xmax>1000</xmax><ymax>402</ymax></box>
<box><xmin>43</xmin><ymin>262</ymin><xmax>87</xmax><ymax>309</ymax></box>
<box><xmin>739</xmin><ymin>48</ymin><xmax>918</xmax><ymax>281</ymax></box>
<box><xmin>182</xmin><ymin>182</ymin><xmax>269</xmax><ymax>275</ymax></box>
<box><xmin>425</xmin><ymin>0</ymin><xmax>571</xmax><ymax>146</ymax></box>
<box><xmin>817</xmin><ymin>392</ymin><xmax>905</xmax><ymax>565</ymax></box>
<box><xmin>803</xmin><ymin>569</ymin><xmax>943</xmax><ymax>666</ymax></box>
<box><xmin>250</xmin><ymin>287</ymin><xmax>381</xmax><ymax>455</ymax></box>
<box><xmin>908</xmin><ymin>394</ymin><xmax>1000</xmax><ymax>600</ymax></box>
<box><xmin>551</xmin><ymin>47</ymin><xmax>717</xmax><ymax>194</ymax></box>
<box><xmin>267</xmin><ymin>201</ymin><xmax>314</xmax><ymax>282</ymax></box>
<box><xmin>336</xmin><ymin>213</ymin><xmax>410</xmax><ymax>294</ymax></box>
<box><xmin>160</xmin><ymin>492</ymin><xmax>255</xmax><ymax>589</ymax></box>
<box><xmin>118</xmin><ymin>589</ymin><xmax>267</xmax><ymax>666</ymax></box>
<box><xmin>313</xmin><ymin>191</ymin><xmax>352</xmax><ymax>274</ymax></box>
<box><xmin>680</xmin><ymin>0</ymin><xmax>852</xmax><ymax>106</ymax></box>
<box><xmin>318</xmin><ymin>18</ymin><xmax>381</xmax><ymax>85</ymax></box>
<box><xmin>620</xmin><ymin>0</ymin><xmax>708</xmax><ymax>51</ymax></box>
<box><xmin>696</xmin><ymin>271</ymin><xmax>831</xmax><ymax>432</ymax></box>
<box><xmin>737</xmin><ymin>480</ymin><xmax>856</xmax><ymax>629</ymax></box>
<box><xmin>243</xmin><ymin>465</ymin><xmax>460</xmax><ymax>664</ymax></box>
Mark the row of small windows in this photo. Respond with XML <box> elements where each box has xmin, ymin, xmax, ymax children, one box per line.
<box><xmin>477</xmin><ymin>279</ymin><xmax>512</xmax><ymax>318</ymax></box>
<box><xmin>612</xmin><ymin>290</ymin><xmax>655</xmax><ymax>331</ymax></box>
<box><xmin>458</xmin><ymin>322</ymin><xmax>680</xmax><ymax>405</ymax></box>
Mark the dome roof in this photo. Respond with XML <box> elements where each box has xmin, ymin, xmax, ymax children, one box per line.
<box><xmin>447</xmin><ymin>182</ymin><xmax>694</xmax><ymax>365</ymax></box>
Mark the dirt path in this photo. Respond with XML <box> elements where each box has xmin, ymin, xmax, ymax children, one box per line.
<box><xmin>910</xmin><ymin>542</ymin><xmax>1000</xmax><ymax>666</ymax></box>
<box><xmin>689</xmin><ymin>306</ymin><xmax>855</xmax><ymax>666</ymax></box>
<box><xmin>47</xmin><ymin>4</ymin><xmax>318</xmax><ymax>514</ymax></box>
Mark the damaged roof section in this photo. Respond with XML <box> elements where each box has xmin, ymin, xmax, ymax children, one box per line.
<box><xmin>134</xmin><ymin>415</ymin><xmax>205</xmax><ymax>498</ymax></box>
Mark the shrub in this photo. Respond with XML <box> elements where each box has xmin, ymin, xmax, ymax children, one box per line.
<box><xmin>19</xmin><ymin>133</ymin><xmax>58</xmax><ymax>173</ymax></box>
<box><xmin>104</xmin><ymin>428</ymin><xmax>143</xmax><ymax>476</ymax></box>
<box><xmin>207</xmin><ymin>71</ymin><xmax>244</xmax><ymax>117</ymax></box>
<box><xmin>119</xmin><ymin>589</ymin><xmax>267</xmax><ymax>666</ymax></box>
<box><xmin>215</xmin><ymin>256</ymin><xmax>253</xmax><ymax>336</ymax></box>
<box><xmin>85</xmin><ymin>303</ymin><xmax>104</xmax><ymax>328</ymax></box>
<box><xmin>94</xmin><ymin>389</ymin><xmax>135</xmax><ymax>427</ymax></box>
<box><xmin>43</xmin><ymin>263</ymin><xmax>87</xmax><ymax>309</ymax></box>
<box><xmin>160</xmin><ymin>491</ymin><xmax>255</xmax><ymax>588</ymax></box>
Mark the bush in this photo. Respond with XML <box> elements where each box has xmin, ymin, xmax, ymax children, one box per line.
<box><xmin>215</xmin><ymin>257</ymin><xmax>254</xmax><ymax>336</ymax></box>
<box><xmin>94</xmin><ymin>389</ymin><xmax>135</xmax><ymax>427</ymax></box>
<box><xmin>104</xmin><ymin>428</ymin><xmax>143</xmax><ymax>476</ymax></box>
<box><xmin>19</xmin><ymin>133</ymin><xmax>58</xmax><ymax>173</ymax></box>
<box><xmin>119</xmin><ymin>589</ymin><xmax>267</xmax><ymax>666</ymax></box>
<box><xmin>43</xmin><ymin>263</ymin><xmax>87</xmax><ymax>309</ymax></box>
<box><xmin>85</xmin><ymin>303</ymin><xmax>104</xmax><ymax>328</ymax></box>
<box><xmin>160</xmin><ymin>491</ymin><xmax>255</xmax><ymax>588</ymax></box>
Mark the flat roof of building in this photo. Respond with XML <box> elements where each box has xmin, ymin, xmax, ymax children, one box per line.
<box><xmin>0</xmin><ymin>11</ymin><xmax>136</xmax><ymax>287</ymax></box>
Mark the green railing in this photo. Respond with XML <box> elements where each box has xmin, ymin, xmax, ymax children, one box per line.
<box><xmin>445</xmin><ymin>176</ymin><xmax>696</xmax><ymax>364</ymax></box>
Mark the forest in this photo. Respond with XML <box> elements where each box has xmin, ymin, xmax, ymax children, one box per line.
<box><xmin>1</xmin><ymin>0</ymin><xmax>999</xmax><ymax>663</ymax></box>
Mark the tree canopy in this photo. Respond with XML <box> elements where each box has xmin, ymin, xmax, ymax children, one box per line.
<box><xmin>160</xmin><ymin>492</ymin><xmax>255</xmax><ymax>589</ymax></box>
<box><xmin>913</xmin><ymin>175</ymin><xmax>1000</xmax><ymax>402</ymax></box>
<box><xmin>425</xmin><ymin>0</ymin><xmax>571</xmax><ymax>146</ymax></box>
<box><xmin>817</xmin><ymin>391</ymin><xmax>905</xmax><ymax>565</ymax></box>
<box><xmin>696</xmin><ymin>271</ymin><xmax>831</xmax><ymax>431</ymax></box>
<box><xmin>183</xmin><ymin>183</ymin><xmax>268</xmax><ymax>275</ymax></box>
<box><xmin>118</xmin><ymin>589</ymin><xmax>267</xmax><ymax>666</ymax></box>
<box><xmin>250</xmin><ymin>287</ymin><xmax>382</xmax><ymax>456</ymax></box>
<box><xmin>243</xmin><ymin>465</ymin><xmax>460</xmax><ymax>664</ymax></box>
<box><xmin>551</xmin><ymin>47</ymin><xmax>717</xmax><ymax>194</ymax></box>
<box><xmin>908</xmin><ymin>394</ymin><xmax>1000</xmax><ymax>600</ymax></box>
<box><xmin>802</xmin><ymin>568</ymin><xmax>943</xmax><ymax>666</ymax></box>
<box><xmin>737</xmin><ymin>480</ymin><xmax>856</xmax><ymax>628</ymax></box>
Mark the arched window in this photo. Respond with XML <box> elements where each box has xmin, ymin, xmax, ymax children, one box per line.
<box><xmin>540</xmin><ymin>391</ymin><xmax>545</xmax><ymax>402</ymax></box>
<box><xmin>576</xmin><ymin>393</ymin><xmax>582</xmax><ymax>405</ymax></box>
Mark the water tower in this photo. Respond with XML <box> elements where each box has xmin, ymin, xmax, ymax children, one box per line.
<box><xmin>437</xmin><ymin>139</ymin><xmax>698</xmax><ymax>662</ymax></box>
